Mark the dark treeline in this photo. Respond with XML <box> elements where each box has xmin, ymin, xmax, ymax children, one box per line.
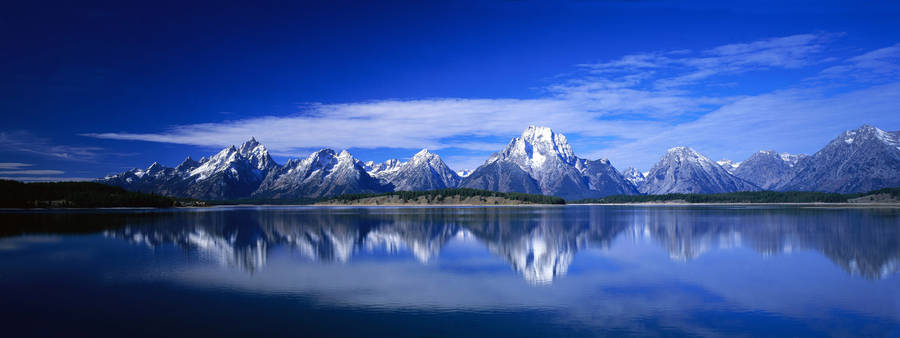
<box><xmin>0</xmin><ymin>180</ymin><xmax>180</xmax><ymax>208</ymax></box>
<box><xmin>329</xmin><ymin>188</ymin><xmax>567</xmax><ymax>205</ymax></box>
<box><xmin>572</xmin><ymin>188</ymin><xmax>900</xmax><ymax>204</ymax></box>
<box><xmin>207</xmin><ymin>198</ymin><xmax>318</xmax><ymax>205</ymax></box>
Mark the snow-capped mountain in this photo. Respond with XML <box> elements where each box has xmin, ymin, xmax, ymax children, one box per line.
<box><xmin>364</xmin><ymin>159</ymin><xmax>404</xmax><ymax>181</ymax></box>
<box><xmin>102</xmin><ymin>138</ymin><xmax>394</xmax><ymax>200</ymax></box>
<box><xmin>98</xmin><ymin>124</ymin><xmax>900</xmax><ymax>200</ymax></box>
<box><xmin>384</xmin><ymin>149</ymin><xmax>461</xmax><ymax>191</ymax></box>
<box><xmin>254</xmin><ymin>149</ymin><xmax>391</xmax><ymax>199</ymax></box>
<box><xmin>101</xmin><ymin>137</ymin><xmax>276</xmax><ymax>200</ymax></box>
<box><xmin>182</xmin><ymin>138</ymin><xmax>277</xmax><ymax>199</ymax></box>
<box><xmin>621</xmin><ymin>167</ymin><xmax>646</xmax><ymax>187</ymax></box>
<box><xmin>781</xmin><ymin>125</ymin><xmax>900</xmax><ymax>193</ymax></box>
<box><xmin>716</xmin><ymin>159</ymin><xmax>741</xmax><ymax>174</ymax></box>
<box><xmin>640</xmin><ymin>147</ymin><xmax>759</xmax><ymax>194</ymax></box>
<box><xmin>576</xmin><ymin>158</ymin><xmax>639</xmax><ymax>197</ymax></box>
<box><xmin>456</xmin><ymin>169</ymin><xmax>473</xmax><ymax>178</ymax></box>
<box><xmin>731</xmin><ymin>150</ymin><xmax>808</xmax><ymax>190</ymax></box>
<box><xmin>238</xmin><ymin>137</ymin><xmax>278</xmax><ymax>171</ymax></box>
<box><xmin>100</xmin><ymin>160</ymin><xmax>192</xmax><ymax>197</ymax></box>
<box><xmin>460</xmin><ymin>126</ymin><xmax>634</xmax><ymax>200</ymax></box>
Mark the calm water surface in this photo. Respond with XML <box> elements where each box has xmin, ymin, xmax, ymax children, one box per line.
<box><xmin>1</xmin><ymin>205</ymin><xmax>898</xmax><ymax>337</ymax></box>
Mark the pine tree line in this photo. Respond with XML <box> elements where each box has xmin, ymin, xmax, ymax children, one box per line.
<box><xmin>571</xmin><ymin>188</ymin><xmax>900</xmax><ymax>204</ymax></box>
<box><xmin>0</xmin><ymin>180</ymin><xmax>180</xmax><ymax>208</ymax></box>
<box><xmin>330</xmin><ymin>188</ymin><xmax>566</xmax><ymax>204</ymax></box>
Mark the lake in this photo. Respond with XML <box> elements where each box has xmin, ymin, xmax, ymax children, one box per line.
<box><xmin>1</xmin><ymin>205</ymin><xmax>898</xmax><ymax>337</ymax></box>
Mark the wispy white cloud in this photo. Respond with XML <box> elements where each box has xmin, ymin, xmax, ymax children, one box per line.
<box><xmin>0</xmin><ymin>162</ymin><xmax>32</xmax><ymax>169</ymax></box>
<box><xmin>0</xmin><ymin>176</ymin><xmax>93</xmax><ymax>182</ymax></box>
<box><xmin>816</xmin><ymin>43</ymin><xmax>900</xmax><ymax>83</ymax></box>
<box><xmin>583</xmin><ymin>82</ymin><xmax>900</xmax><ymax>168</ymax></box>
<box><xmin>575</xmin><ymin>33</ymin><xmax>835</xmax><ymax>90</ymax></box>
<box><xmin>0</xmin><ymin>170</ymin><xmax>65</xmax><ymax>175</ymax></box>
<box><xmin>0</xmin><ymin>131</ymin><xmax>102</xmax><ymax>161</ymax></box>
<box><xmin>84</xmin><ymin>33</ymin><xmax>900</xmax><ymax>170</ymax></box>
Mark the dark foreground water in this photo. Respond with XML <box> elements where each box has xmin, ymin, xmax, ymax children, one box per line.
<box><xmin>1</xmin><ymin>206</ymin><xmax>898</xmax><ymax>337</ymax></box>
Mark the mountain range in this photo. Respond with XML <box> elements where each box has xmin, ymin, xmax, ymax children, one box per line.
<box><xmin>99</xmin><ymin>124</ymin><xmax>900</xmax><ymax>200</ymax></box>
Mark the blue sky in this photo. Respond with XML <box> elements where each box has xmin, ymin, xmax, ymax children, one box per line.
<box><xmin>2</xmin><ymin>0</ymin><xmax>899</xmax><ymax>181</ymax></box>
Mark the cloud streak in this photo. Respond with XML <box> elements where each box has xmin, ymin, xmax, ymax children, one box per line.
<box><xmin>84</xmin><ymin>33</ymin><xmax>900</xmax><ymax>169</ymax></box>
<box><xmin>0</xmin><ymin>163</ymin><xmax>32</xmax><ymax>169</ymax></box>
<box><xmin>0</xmin><ymin>170</ymin><xmax>65</xmax><ymax>175</ymax></box>
<box><xmin>0</xmin><ymin>176</ymin><xmax>93</xmax><ymax>182</ymax></box>
<box><xmin>816</xmin><ymin>42</ymin><xmax>900</xmax><ymax>83</ymax></box>
<box><xmin>0</xmin><ymin>131</ymin><xmax>103</xmax><ymax>161</ymax></box>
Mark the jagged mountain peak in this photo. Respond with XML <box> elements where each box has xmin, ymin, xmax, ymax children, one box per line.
<box><xmin>490</xmin><ymin>126</ymin><xmax>577</xmax><ymax>175</ymax></box>
<box><xmin>411</xmin><ymin>148</ymin><xmax>442</xmax><ymax>164</ymax></box>
<box><xmin>622</xmin><ymin>167</ymin><xmax>646</xmax><ymax>187</ymax></box>
<box><xmin>143</xmin><ymin>162</ymin><xmax>167</xmax><ymax>177</ymax></box>
<box><xmin>667</xmin><ymin>146</ymin><xmax>702</xmax><ymax>157</ymax></box>
<box><xmin>836</xmin><ymin>124</ymin><xmax>898</xmax><ymax>147</ymax></box>
<box><xmin>240</xmin><ymin>136</ymin><xmax>259</xmax><ymax>149</ymax></box>
<box><xmin>189</xmin><ymin>145</ymin><xmax>242</xmax><ymax>179</ymax></box>
<box><xmin>778</xmin><ymin>153</ymin><xmax>805</xmax><ymax>167</ymax></box>
<box><xmin>782</xmin><ymin>124</ymin><xmax>899</xmax><ymax>193</ymax></box>
<box><xmin>237</xmin><ymin>137</ymin><xmax>275</xmax><ymax>171</ymax></box>
<box><xmin>463</xmin><ymin>126</ymin><xmax>635</xmax><ymax>199</ymax></box>
<box><xmin>732</xmin><ymin>150</ymin><xmax>806</xmax><ymax>190</ymax></box>
<box><xmin>97</xmin><ymin>125</ymin><xmax>900</xmax><ymax>201</ymax></box>
<box><xmin>366</xmin><ymin>158</ymin><xmax>402</xmax><ymax>170</ymax></box>
<box><xmin>254</xmin><ymin>147</ymin><xmax>390</xmax><ymax>199</ymax></box>
<box><xmin>312</xmin><ymin>148</ymin><xmax>336</xmax><ymax>156</ymax></box>
<box><xmin>662</xmin><ymin>146</ymin><xmax>720</xmax><ymax>167</ymax></box>
<box><xmin>641</xmin><ymin>147</ymin><xmax>758</xmax><ymax>194</ymax></box>
<box><xmin>175</xmin><ymin>156</ymin><xmax>200</xmax><ymax>172</ymax></box>
<box><xmin>716</xmin><ymin>159</ymin><xmax>741</xmax><ymax>173</ymax></box>
<box><xmin>365</xmin><ymin>158</ymin><xmax>405</xmax><ymax>182</ymax></box>
<box><xmin>518</xmin><ymin>125</ymin><xmax>576</xmax><ymax>163</ymax></box>
<box><xmin>300</xmin><ymin>148</ymin><xmax>339</xmax><ymax>169</ymax></box>
<box><xmin>387</xmin><ymin>149</ymin><xmax>460</xmax><ymax>191</ymax></box>
<box><xmin>746</xmin><ymin>150</ymin><xmax>806</xmax><ymax>166</ymax></box>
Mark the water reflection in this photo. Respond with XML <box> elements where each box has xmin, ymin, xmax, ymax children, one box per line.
<box><xmin>67</xmin><ymin>206</ymin><xmax>899</xmax><ymax>283</ymax></box>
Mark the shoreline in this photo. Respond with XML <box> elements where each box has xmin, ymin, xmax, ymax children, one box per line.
<box><xmin>311</xmin><ymin>203</ymin><xmax>561</xmax><ymax>207</ymax></box>
<box><xmin>3</xmin><ymin>202</ymin><xmax>899</xmax><ymax>210</ymax></box>
<box><xmin>569</xmin><ymin>202</ymin><xmax>900</xmax><ymax>208</ymax></box>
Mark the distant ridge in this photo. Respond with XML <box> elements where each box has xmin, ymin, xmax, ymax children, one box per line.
<box><xmin>97</xmin><ymin>124</ymin><xmax>900</xmax><ymax>200</ymax></box>
<box><xmin>572</xmin><ymin>187</ymin><xmax>900</xmax><ymax>204</ymax></box>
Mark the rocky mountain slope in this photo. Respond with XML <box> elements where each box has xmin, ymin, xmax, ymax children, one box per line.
<box><xmin>101</xmin><ymin>138</ymin><xmax>277</xmax><ymax>200</ymax></box>
<box><xmin>731</xmin><ymin>150</ymin><xmax>807</xmax><ymax>190</ymax></box>
<box><xmin>460</xmin><ymin>126</ymin><xmax>635</xmax><ymax>200</ymax></box>
<box><xmin>640</xmin><ymin>147</ymin><xmax>759</xmax><ymax>194</ymax></box>
<box><xmin>254</xmin><ymin>149</ymin><xmax>391</xmax><ymax>199</ymax></box>
<box><xmin>781</xmin><ymin>125</ymin><xmax>900</xmax><ymax>193</ymax></box>
<box><xmin>98</xmin><ymin>124</ymin><xmax>900</xmax><ymax>200</ymax></box>
<box><xmin>382</xmin><ymin>149</ymin><xmax>461</xmax><ymax>191</ymax></box>
<box><xmin>621</xmin><ymin>167</ymin><xmax>646</xmax><ymax>188</ymax></box>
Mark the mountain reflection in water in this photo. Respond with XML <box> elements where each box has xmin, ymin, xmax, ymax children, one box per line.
<box><xmin>73</xmin><ymin>206</ymin><xmax>900</xmax><ymax>283</ymax></box>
